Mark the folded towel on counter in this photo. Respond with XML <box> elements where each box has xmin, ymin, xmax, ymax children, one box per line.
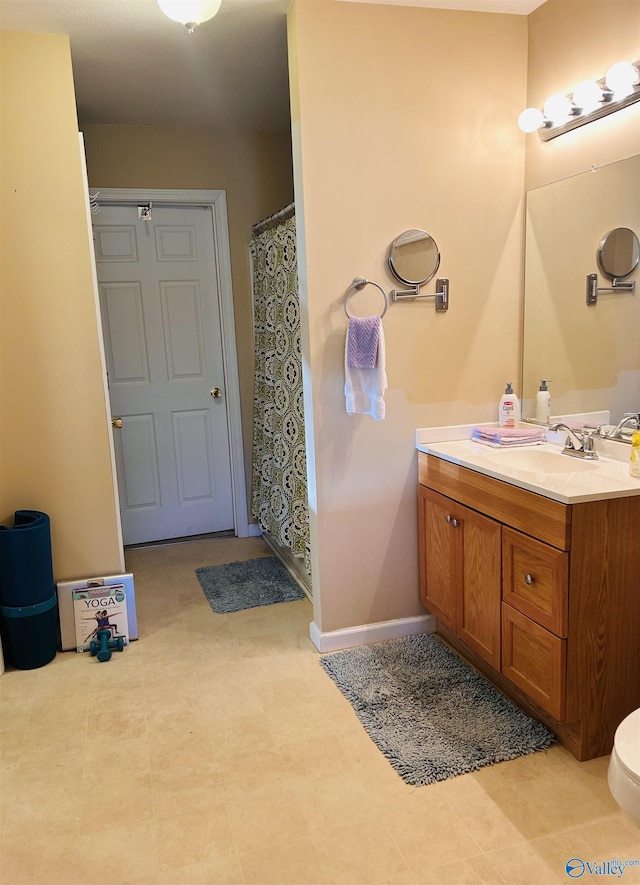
<box><xmin>345</xmin><ymin>320</ymin><xmax>387</xmax><ymax>421</ymax></box>
<box><xmin>472</xmin><ymin>426</ymin><xmax>546</xmax><ymax>447</ymax></box>
<box><xmin>346</xmin><ymin>315</ymin><xmax>382</xmax><ymax>369</ymax></box>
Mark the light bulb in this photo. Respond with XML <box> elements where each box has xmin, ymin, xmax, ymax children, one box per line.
<box><xmin>543</xmin><ymin>93</ymin><xmax>572</xmax><ymax>125</ymax></box>
<box><xmin>157</xmin><ymin>0</ymin><xmax>222</xmax><ymax>31</ymax></box>
<box><xmin>571</xmin><ymin>79</ymin><xmax>603</xmax><ymax>113</ymax></box>
<box><xmin>518</xmin><ymin>107</ymin><xmax>545</xmax><ymax>133</ymax></box>
<box><xmin>605</xmin><ymin>62</ymin><xmax>639</xmax><ymax>99</ymax></box>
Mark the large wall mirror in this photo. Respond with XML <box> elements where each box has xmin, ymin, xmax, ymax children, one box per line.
<box><xmin>522</xmin><ymin>154</ymin><xmax>640</xmax><ymax>425</ymax></box>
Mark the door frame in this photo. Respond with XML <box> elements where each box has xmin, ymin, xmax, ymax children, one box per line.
<box><xmin>94</xmin><ymin>187</ymin><xmax>255</xmax><ymax>539</ymax></box>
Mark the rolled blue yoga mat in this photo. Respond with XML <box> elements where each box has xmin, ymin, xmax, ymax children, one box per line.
<box><xmin>0</xmin><ymin>511</ymin><xmax>57</xmax><ymax>669</ymax></box>
<box><xmin>0</xmin><ymin>595</ymin><xmax>58</xmax><ymax>670</ymax></box>
<box><xmin>0</xmin><ymin>510</ymin><xmax>55</xmax><ymax>607</ymax></box>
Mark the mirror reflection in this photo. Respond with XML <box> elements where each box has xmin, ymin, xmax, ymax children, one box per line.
<box><xmin>388</xmin><ymin>229</ymin><xmax>440</xmax><ymax>286</ymax></box>
<box><xmin>522</xmin><ymin>155</ymin><xmax>640</xmax><ymax>425</ymax></box>
<box><xmin>598</xmin><ymin>227</ymin><xmax>640</xmax><ymax>280</ymax></box>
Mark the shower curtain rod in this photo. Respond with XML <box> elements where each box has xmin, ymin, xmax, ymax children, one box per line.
<box><xmin>251</xmin><ymin>201</ymin><xmax>295</xmax><ymax>236</ymax></box>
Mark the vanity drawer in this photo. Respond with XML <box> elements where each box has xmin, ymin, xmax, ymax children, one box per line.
<box><xmin>502</xmin><ymin>527</ymin><xmax>568</xmax><ymax>637</ymax></box>
<box><xmin>502</xmin><ymin>603</ymin><xmax>566</xmax><ymax>721</ymax></box>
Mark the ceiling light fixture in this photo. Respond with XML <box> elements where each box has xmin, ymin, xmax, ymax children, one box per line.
<box><xmin>156</xmin><ymin>0</ymin><xmax>222</xmax><ymax>34</ymax></box>
<box><xmin>518</xmin><ymin>59</ymin><xmax>640</xmax><ymax>141</ymax></box>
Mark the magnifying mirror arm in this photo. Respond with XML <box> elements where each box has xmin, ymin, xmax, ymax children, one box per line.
<box><xmin>391</xmin><ymin>278</ymin><xmax>450</xmax><ymax>312</ymax></box>
<box><xmin>391</xmin><ymin>283</ymin><xmax>420</xmax><ymax>298</ymax></box>
<box><xmin>586</xmin><ymin>272</ymin><xmax>636</xmax><ymax>305</ymax></box>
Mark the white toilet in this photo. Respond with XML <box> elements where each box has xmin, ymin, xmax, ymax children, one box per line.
<box><xmin>608</xmin><ymin>708</ymin><xmax>640</xmax><ymax>819</ymax></box>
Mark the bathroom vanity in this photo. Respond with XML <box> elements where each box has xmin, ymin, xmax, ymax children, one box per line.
<box><xmin>416</xmin><ymin>432</ymin><xmax>640</xmax><ymax>762</ymax></box>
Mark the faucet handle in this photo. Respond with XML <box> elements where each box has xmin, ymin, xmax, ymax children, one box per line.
<box><xmin>582</xmin><ymin>428</ymin><xmax>598</xmax><ymax>453</ymax></box>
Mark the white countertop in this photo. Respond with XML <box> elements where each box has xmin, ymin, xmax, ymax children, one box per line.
<box><xmin>416</xmin><ymin>424</ymin><xmax>640</xmax><ymax>504</ymax></box>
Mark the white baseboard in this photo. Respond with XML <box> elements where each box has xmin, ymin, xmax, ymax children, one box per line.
<box><xmin>309</xmin><ymin>613</ymin><xmax>436</xmax><ymax>653</ymax></box>
<box><xmin>240</xmin><ymin>523</ymin><xmax>262</xmax><ymax>538</ymax></box>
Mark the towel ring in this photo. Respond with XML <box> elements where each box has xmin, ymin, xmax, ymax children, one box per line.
<box><xmin>344</xmin><ymin>277</ymin><xmax>388</xmax><ymax>319</ymax></box>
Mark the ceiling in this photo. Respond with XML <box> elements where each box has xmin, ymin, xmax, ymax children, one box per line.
<box><xmin>0</xmin><ymin>0</ymin><xmax>545</xmax><ymax>132</ymax></box>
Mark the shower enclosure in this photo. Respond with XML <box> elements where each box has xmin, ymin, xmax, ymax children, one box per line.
<box><xmin>249</xmin><ymin>204</ymin><xmax>311</xmax><ymax>590</ymax></box>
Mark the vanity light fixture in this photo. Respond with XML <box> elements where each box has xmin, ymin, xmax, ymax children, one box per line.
<box><xmin>156</xmin><ymin>0</ymin><xmax>222</xmax><ymax>33</ymax></box>
<box><xmin>519</xmin><ymin>60</ymin><xmax>640</xmax><ymax>141</ymax></box>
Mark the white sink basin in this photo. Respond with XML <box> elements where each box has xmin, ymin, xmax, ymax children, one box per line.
<box><xmin>486</xmin><ymin>447</ymin><xmax>599</xmax><ymax>474</ymax></box>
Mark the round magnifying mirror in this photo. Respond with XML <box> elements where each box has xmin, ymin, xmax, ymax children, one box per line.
<box><xmin>388</xmin><ymin>229</ymin><xmax>440</xmax><ymax>286</ymax></box>
<box><xmin>597</xmin><ymin>227</ymin><xmax>640</xmax><ymax>280</ymax></box>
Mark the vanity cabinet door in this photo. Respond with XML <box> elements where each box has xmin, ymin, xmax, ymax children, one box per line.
<box><xmin>418</xmin><ymin>486</ymin><xmax>457</xmax><ymax>629</ymax></box>
<box><xmin>456</xmin><ymin>504</ymin><xmax>502</xmax><ymax>670</ymax></box>
<box><xmin>419</xmin><ymin>486</ymin><xmax>501</xmax><ymax>667</ymax></box>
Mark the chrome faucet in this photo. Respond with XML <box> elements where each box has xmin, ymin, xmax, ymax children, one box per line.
<box><xmin>549</xmin><ymin>422</ymin><xmax>599</xmax><ymax>460</ymax></box>
<box><xmin>605</xmin><ymin>412</ymin><xmax>640</xmax><ymax>441</ymax></box>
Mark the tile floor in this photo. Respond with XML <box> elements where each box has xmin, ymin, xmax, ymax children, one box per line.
<box><xmin>0</xmin><ymin>536</ymin><xmax>638</xmax><ymax>885</ymax></box>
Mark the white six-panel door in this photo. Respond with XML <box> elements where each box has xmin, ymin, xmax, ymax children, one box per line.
<box><xmin>94</xmin><ymin>204</ymin><xmax>234</xmax><ymax>545</ymax></box>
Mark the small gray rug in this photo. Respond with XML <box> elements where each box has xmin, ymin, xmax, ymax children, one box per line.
<box><xmin>195</xmin><ymin>556</ymin><xmax>304</xmax><ymax>614</ymax></box>
<box><xmin>321</xmin><ymin>633</ymin><xmax>554</xmax><ymax>785</ymax></box>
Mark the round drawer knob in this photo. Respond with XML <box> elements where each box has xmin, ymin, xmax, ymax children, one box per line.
<box><xmin>524</xmin><ymin>574</ymin><xmax>534</xmax><ymax>585</ymax></box>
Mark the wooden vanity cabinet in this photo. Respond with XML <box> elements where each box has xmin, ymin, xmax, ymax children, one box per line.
<box><xmin>418</xmin><ymin>451</ymin><xmax>640</xmax><ymax>761</ymax></box>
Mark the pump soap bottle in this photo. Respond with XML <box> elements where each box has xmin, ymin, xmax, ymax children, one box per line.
<box><xmin>535</xmin><ymin>380</ymin><xmax>552</xmax><ymax>424</ymax></box>
<box><xmin>499</xmin><ymin>383</ymin><xmax>519</xmax><ymax>428</ymax></box>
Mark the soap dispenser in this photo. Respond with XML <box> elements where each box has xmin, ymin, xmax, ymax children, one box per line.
<box><xmin>630</xmin><ymin>431</ymin><xmax>640</xmax><ymax>478</ymax></box>
<box><xmin>499</xmin><ymin>382</ymin><xmax>519</xmax><ymax>428</ymax></box>
<box><xmin>535</xmin><ymin>380</ymin><xmax>552</xmax><ymax>424</ymax></box>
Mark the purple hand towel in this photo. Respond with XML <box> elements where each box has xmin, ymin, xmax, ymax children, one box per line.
<box><xmin>346</xmin><ymin>315</ymin><xmax>381</xmax><ymax>369</ymax></box>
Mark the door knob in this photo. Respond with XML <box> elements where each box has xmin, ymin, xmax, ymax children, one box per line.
<box><xmin>210</xmin><ymin>387</ymin><xmax>222</xmax><ymax>398</ymax></box>
<box><xmin>111</xmin><ymin>417</ymin><xmax>122</xmax><ymax>429</ymax></box>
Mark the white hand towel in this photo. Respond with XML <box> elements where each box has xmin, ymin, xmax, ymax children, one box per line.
<box><xmin>345</xmin><ymin>319</ymin><xmax>387</xmax><ymax>421</ymax></box>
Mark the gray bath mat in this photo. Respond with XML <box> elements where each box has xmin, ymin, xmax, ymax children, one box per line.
<box><xmin>195</xmin><ymin>556</ymin><xmax>304</xmax><ymax>614</ymax></box>
<box><xmin>321</xmin><ymin>633</ymin><xmax>554</xmax><ymax>785</ymax></box>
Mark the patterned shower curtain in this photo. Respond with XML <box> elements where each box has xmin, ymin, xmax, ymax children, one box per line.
<box><xmin>250</xmin><ymin>209</ymin><xmax>311</xmax><ymax>575</ymax></box>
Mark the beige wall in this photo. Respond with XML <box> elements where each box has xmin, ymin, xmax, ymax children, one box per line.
<box><xmin>0</xmin><ymin>32</ymin><xmax>122</xmax><ymax>580</ymax></box>
<box><xmin>289</xmin><ymin>1</ymin><xmax>528</xmax><ymax>633</ymax></box>
<box><xmin>82</xmin><ymin>125</ymin><xmax>294</xmax><ymax>502</ymax></box>
<box><xmin>525</xmin><ymin>0</ymin><xmax>640</xmax><ymax>190</ymax></box>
